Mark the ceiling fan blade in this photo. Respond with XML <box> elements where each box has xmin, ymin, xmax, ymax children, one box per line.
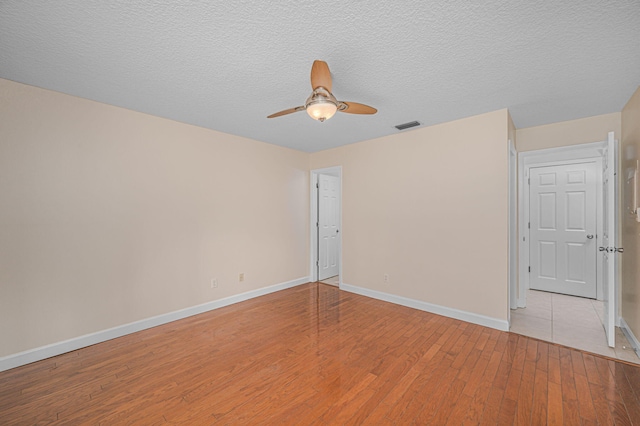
<box><xmin>338</xmin><ymin>102</ymin><xmax>377</xmax><ymax>115</ymax></box>
<box><xmin>311</xmin><ymin>60</ymin><xmax>332</xmax><ymax>92</ymax></box>
<box><xmin>267</xmin><ymin>106</ymin><xmax>305</xmax><ymax>118</ymax></box>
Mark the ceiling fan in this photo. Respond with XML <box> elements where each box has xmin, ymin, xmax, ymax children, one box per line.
<box><xmin>267</xmin><ymin>60</ymin><xmax>377</xmax><ymax>122</ymax></box>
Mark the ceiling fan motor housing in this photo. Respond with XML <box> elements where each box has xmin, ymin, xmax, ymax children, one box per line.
<box><xmin>305</xmin><ymin>87</ymin><xmax>338</xmax><ymax>122</ymax></box>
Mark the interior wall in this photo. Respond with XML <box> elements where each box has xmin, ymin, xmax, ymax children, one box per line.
<box><xmin>516</xmin><ymin>112</ymin><xmax>621</xmax><ymax>152</ymax></box>
<box><xmin>621</xmin><ymin>86</ymin><xmax>640</xmax><ymax>340</ymax></box>
<box><xmin>310</xmin><ymin>109</ymin><xmax>510</xmax><ymax>322</ymax></box>
<box><xmin>0</xmin><ymin>79</ymin><xmax>310</xmax><ymax>358</ymax></box>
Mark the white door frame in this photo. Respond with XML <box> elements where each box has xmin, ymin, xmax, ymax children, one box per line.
<box><xmin>310</xmin><ymin>166</ymin><xmax>343</xmax><ymax>284</ymax></box>
<box><xmin>508</xmin><ymin>140</ymin><xmax>517</xmax><ymax>322</ymax></box>
<box><xmin>603</xmin><ymin>131</ymin><xmax>617</xmax><ymax>346</ymax></box>
<box><xmin>518</xmin><ymin>141</ymin><xmax>610</xmax><ymax>308</ymax></box>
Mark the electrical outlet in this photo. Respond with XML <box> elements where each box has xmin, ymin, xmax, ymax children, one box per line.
<box><xmin>239</xmin><ymin>273</ymin><xmax>244</xmax><ymax>282</ymax></box>
<box><xmin>384</xmin><ymin>274</ymin><xmax>389</xmax><ymax>283</ymax></box>
<box><xmin>211</xmin><ymin>278</ymin><xmax>218</xmax><ymax>289</ymax></box>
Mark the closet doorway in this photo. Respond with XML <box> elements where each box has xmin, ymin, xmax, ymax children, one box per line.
<box><xmin>310</xmin><ymin>167</ymin><xmax>342</xmax><ymax>287</ymax></box>
<box><xmin>512</xmin><ymin>134</ymin><xmax>638</xmax><ymax>363</ymax></box>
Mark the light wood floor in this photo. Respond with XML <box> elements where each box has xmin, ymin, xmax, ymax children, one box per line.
<box><xmin>1</xmin><ymin>283</ymin><xmax>640</xmax><ymax>425</ymax></box>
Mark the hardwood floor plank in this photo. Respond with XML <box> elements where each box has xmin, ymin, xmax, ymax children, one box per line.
<box><xmin>589</xmin><ymin>382</ymin><xmax>617</xmax><ymax>426</ymax></box>
<box><xmin>516</xmin><ymin>337</ymin><xmax>538</xmax><ymax>423</ymax></box>
<box><xmin>574</xmin><ymin>372</ymin><xmax>598</xmax><ymax>423</ymax></box>
<box><xmin>431</xmin><ymin>378</ymin><xmax>466</xmax><ymax>425</ymax></box>
<box><xmin>412</xmin><ymin>365</ymin><xmax>459</xmax><ymax>423</ymax></box>
<box><xmin>559</xmin><ymin>346</ymin><xmax>582</xmax><ymax>425</ymax></box>
<box><xmin>368</xmin><ymin>336</ymin><xmax>445</xmax><ymax>423</ymax></box>
<box><xmin>548</xmin><ymin>345</ymin><xmax>561</xmax><ymax>386</ymax></box>
<box><xmin>536</xmin><ymin>341</ymin><xmax>549</xmax><ymax>372</ymax></box>
<box><xmin>445</xmin><ymin>393</ymin><xmax>474</xmax><ymax>426</ymax></box>
<box><xmin>569</xmin><ymin>350</ymin><xmax>597</xmax><ymax>424</ymax></box>
<box><xmin>607</xmin><ymin>360</ymin><xmax>640</xmax><ymax>424</ymax></box>
<box><xmin>347</xmin><ymin>359</ymin><xmax>413</xmax><ymax>423</ymax></box>
<box><xmin>593</xmin><ymin>356</ymin><xmax>636</xmax><ymax>425</ymax></box>
<box><xmin>500</xmin><ymin>336</ymin><xmax>527</xmax><ymax>423</ymax></box>
<box><xmin>531</xmin><ymin>358</ymin><xmax>548</xmax><ymax>425</ymax></box>
<box><xmin>547</xmin><ymin>381</ymin><xmax>564</xmax><ymax>425</ymax></box>
<box><xmin>624</xmin><ymin>362</ymin><xmax>640</xmax><ymax>391</ymax></box>
<box><xmin>317</xmin><ymin>372</ymin><xmax>378</xmax><ymax>424</ymax></box>
<box><xmin>497</xmin><ymin>397</ymin><xmax>518</xmax><ymax>425</ymax></box>
<box><xmin>582</xmin><ymin>353</ymin><xmax>602</xmax><ymax>386</ymax></box>
<box><xmin>462</xmin><ymin>350</ymin><xmax>502</xmax><ymax>424</ymax></box>
<box><xmin>1</xmin><ymin>283</ymin><xmax>639</xmax><ymax>425</ymax></box>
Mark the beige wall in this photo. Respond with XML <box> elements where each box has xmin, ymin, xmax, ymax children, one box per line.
<box><xmin>311</xmin><ymin>109</ymin><xmax>510</xmax><ymax>321</ymax></box>
<box><xmin>621</xmin><ymin>86</ymin><xmax>640</xmax><ymax>340</ymax></box>
<box><xmin>0</xmin><ymin>79</ymin><xmax>310</xmax><ymax>357</ymax></box>
<box><xmin>516</xmin><ymin>112</ymin><xmax>621</xmax><ymax>152</ymax></box>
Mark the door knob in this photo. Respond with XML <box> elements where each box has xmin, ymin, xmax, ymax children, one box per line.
<box><xmin>587</xmin><ymin>234</ymin><xmax>594</xmax><ymax>239</ymax></box>
<box><xmin>599</xmin><ymin>246</ymin><xmax>623</xmax><ymax>253</ymax></box>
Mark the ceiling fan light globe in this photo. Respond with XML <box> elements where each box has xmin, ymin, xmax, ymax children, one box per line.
<box><xmin>306</xmin><ymin>101</ymin><xmax>337</xmax><ymax>122</ymax></box>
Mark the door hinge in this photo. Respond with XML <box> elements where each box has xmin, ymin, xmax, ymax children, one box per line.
<box><xmin>316</xmin><ymin>182</ymin><xmax>319</xmax><ymax>189</ymax></box>
<box><xmin>528</xmin><ymin>222</ymin><xmax>530</xmax><ymax>229</ymax></box>
<box><xmin>528</xmin><ymin>177</ymin><xmax>530</xmax><ymax>185</ymax></box>
<box><xmin>316</xmin><ymin>222</ymin><xmax>319</xmax><ymax>228</ymax></box>
<box><xmin>528</xmin><ymin>266</ymin><xmax>531</xmax><ymax>273</ymax></box>
<box><xmin>316</xmin><ymin>260</ymin><xmax>319</xmax><ymax>266</ymax></box>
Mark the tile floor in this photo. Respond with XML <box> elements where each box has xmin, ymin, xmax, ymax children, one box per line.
<box><xmin>511</xmin><ymin>289</ymin><xmax>640</xmax><ymax>364</ymax></box>
<box><xmin>320</xmin><ymin>275</ymin><xmax>339</xmax><ymax>286</ymax></box>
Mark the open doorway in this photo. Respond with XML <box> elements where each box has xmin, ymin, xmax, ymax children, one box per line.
<box><xmin>512</xmin><ymin>135</ymin><xmax>639</xmax><ymax>364</ymax></box>
<box><xmin>310</xmin><ymin>167</ymin><xmax>342</xmax><ymax>287</ymax></box>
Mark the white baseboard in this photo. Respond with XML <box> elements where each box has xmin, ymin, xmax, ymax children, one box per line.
<box><xmin>340</xmin><ymin>283</ymin><xmax>509</xmax><ymax>332</ymax></box>
<box><xmin>0</xmin><ymin>277</ymin><xmax>309</xmax><ymax>372</ymax></box>
<box><xmin>620</xmin><ymin>317</ymin><xmax>640</xmax><ymax>358</ymax></box>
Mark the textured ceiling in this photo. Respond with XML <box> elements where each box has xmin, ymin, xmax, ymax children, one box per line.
<box><xmin>1</xmin><ymin>1</ymin><xmax>639</xmax><ymax>152</ymax></box>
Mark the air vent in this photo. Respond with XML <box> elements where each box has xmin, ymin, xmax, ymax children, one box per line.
<box><xmin>394</xmin><ymin>121</ymin><xmax>421</xmax><ymax>131</ymax></box>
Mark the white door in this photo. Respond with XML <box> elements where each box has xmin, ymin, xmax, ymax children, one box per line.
<box><xmin>529</xmin><ymin>162</ymin><xmax>598</xmax><ymax>298</ymax></box>
<box><xmin>602</xmin><ymin>132</ymin><xmax>616</xmax><ymax>347</ymax></box>
<box><xmin>318</xmin><ymin>174</ymin><xmax>340</xmax><ymax>280</ymax></box>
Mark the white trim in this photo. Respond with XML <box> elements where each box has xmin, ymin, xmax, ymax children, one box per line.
<box><xmin>0</xmin><ymin>276</ymin><xmax>310</xmax><ymax>372</ymax></box>
<box><xmin>620</xmin><ymin>317</ymin><xmax>640</xmax><ymax>358</ymax></box>
<box><xmin>310</xmin><ymin>166</ymin><xmax>343</xmax><ymax>284</ymax></box>
<box><xmin>520</xmin><ymin>141</ymin><xmax>607</xmax><ymax>163</ymax></box>
<box><xmin>310</xmin><ymin>172</ymin><xmax>319</xmax><ymax>281</ymax></box>
<box><xmin>517</xmin><ymin>153</ymin><xmax>527</xmax><ymax>308</ymax></box>
<box><xmin>508</xmin><ymin>139</ymin><xmax>517</xmax><ymax>320</ymax></box>
<box><xmin>341</xmin><ymin>283</ymin><xmax>509</xmax><ymax>332</ymax></box>
<box><xmin>518</xmin><ymin>141</ymin><xmax>608</xmax><ymax>308</ymax></box>
<box><xmin>614</xmin><ymin>138</ymin><xmax>622</xmax><ymax>326</ymax></box>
